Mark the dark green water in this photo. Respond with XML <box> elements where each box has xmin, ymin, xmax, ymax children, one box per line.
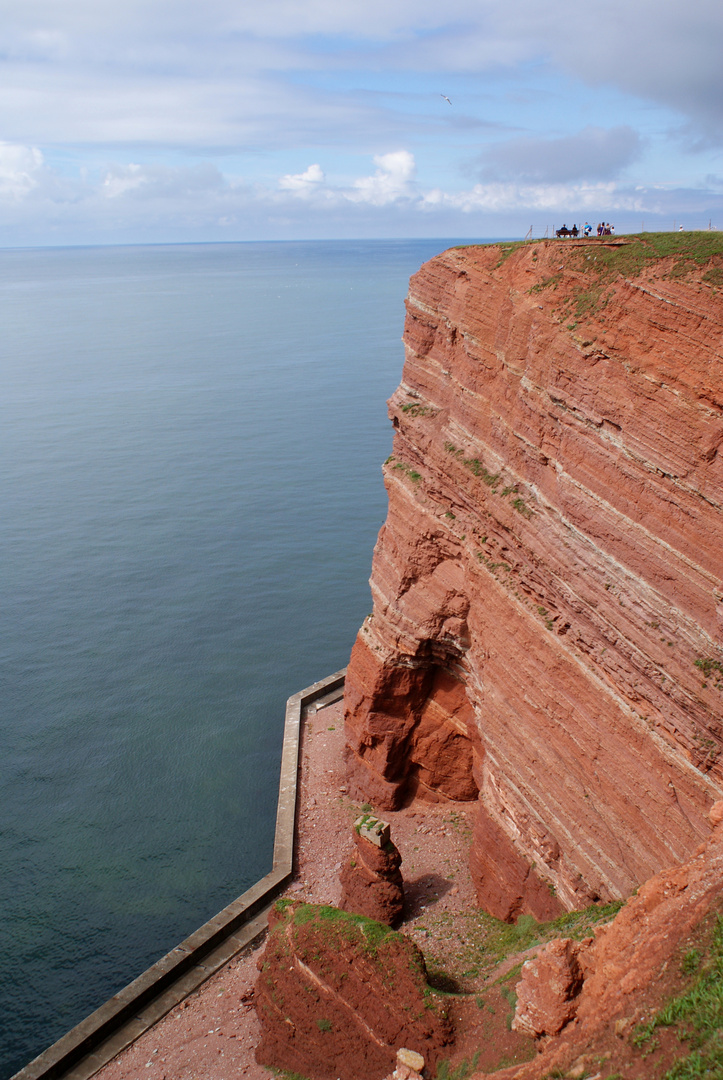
<box><xmin>0</xmin><ymin>238</ymin><xmax>489</xmax><ymax>1077</ymax></box>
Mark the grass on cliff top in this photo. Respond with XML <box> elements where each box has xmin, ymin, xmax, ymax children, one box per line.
<box><xmin>630</xmin><ymin>913</ymin><xmax>723</xmax><ymax>1079</ymax></box>
<box><xmin>571</xmin><ymin>231</ymin><xmax>723</xmax><ymax>283</ymax></box>
<box><xmin>454</xmin><ymin>231</ymin><xmax>723</xmax><ymax>282</ymax></box>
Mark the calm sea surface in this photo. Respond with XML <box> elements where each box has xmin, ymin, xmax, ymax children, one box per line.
<box><xmin>0</xmin><ymin>239</ymin><xmax>487</xmax><ymax>1077</ymax></box>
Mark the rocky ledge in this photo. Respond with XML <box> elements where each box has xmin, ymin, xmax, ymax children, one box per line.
<box><xmin>344</xmin><ymin>233</ymin><xmax>723</xmax><ymax>921</ymax></box>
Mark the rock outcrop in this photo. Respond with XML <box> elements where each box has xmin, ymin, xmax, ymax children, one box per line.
<box><xmin>339</xmin><ymin>817</ymin><xmax>405</xmax><ymax>926</ymax></box>
<box><xmin>501</xmin><ymin>800</ymin><xmax>723</xmax><ymax>1078</ymax></box>
<box><xmin>512</xmin><ymin>937</ymin><xmax>584</xmax><ymax>1038</ymax></box>
<box><xmin>254</xmin><ymin>900</ymin><xmax>452</xmax><ymax>1080</ymax></box>
<box><xmin>344</xmin><ymin>235</ymin><xmax>723</xmax><ymax>920</ymax></box>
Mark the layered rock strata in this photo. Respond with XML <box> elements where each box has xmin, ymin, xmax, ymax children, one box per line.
<box><xmin>344</xmin><ymin>236</ymin><xmax>723</xmax><ymax>919</ymax></box>
<box><xmin>254</xmin><ymin>901</ymin><xmax>451</xmax><ymax>1080</ymax></box>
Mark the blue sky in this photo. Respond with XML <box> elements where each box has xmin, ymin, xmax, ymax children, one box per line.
<box><xmin>1</xmin><ymin>0</ymin><xmax>722</xmax><ymax>244</ymax></box>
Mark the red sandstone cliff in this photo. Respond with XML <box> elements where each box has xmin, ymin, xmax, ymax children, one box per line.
<box><xmin>344</xmin><ymin>235</ymin><xmax>723</xmax><ymax>921</ymax></box>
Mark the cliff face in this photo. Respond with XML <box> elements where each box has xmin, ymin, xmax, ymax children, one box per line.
<box><xmin>344</xmin><ymin>235</ymin><xmax>723</xmax><ymax>921</ymax></box>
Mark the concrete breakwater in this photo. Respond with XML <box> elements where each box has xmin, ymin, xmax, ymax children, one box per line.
<box><xmin>12</xmin><ymin>669</ymin><xmax>346</xmax><ymax>1080</ymax></box>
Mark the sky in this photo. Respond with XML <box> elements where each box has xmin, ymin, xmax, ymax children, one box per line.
<box><xmin>1</xmin><ymin>0</ymin><xmax>723</xmax><ymax>245</ymax></box>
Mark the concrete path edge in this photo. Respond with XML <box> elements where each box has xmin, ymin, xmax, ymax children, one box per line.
<box><xmin>11</xmin><ymin>668</ymin><xmax>347</xmax><ymax>1080</ymax></box>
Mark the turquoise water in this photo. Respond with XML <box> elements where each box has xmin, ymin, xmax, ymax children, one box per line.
<box><xmin>0</xmin><ymin>239</ymin><xmax>482</xmax><ymax>1077</ymax></box>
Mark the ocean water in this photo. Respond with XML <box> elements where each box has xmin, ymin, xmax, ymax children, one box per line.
<box><xmin>0</xmin><ymin>238</ymin><xmax>483</xmax><ymax>1077</ymax></box>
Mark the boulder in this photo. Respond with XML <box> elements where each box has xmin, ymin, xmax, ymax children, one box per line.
<box><xmin>512</xmin><ymin>938</ymin><xmax>584</xmax><ymax>1037</ymax></box>
<box><xmin>254</xmin><ymin>900</ymin><xmax>452</xmax><ymax>1080</ymax></box>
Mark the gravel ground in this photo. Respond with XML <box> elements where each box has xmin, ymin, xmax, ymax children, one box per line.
<box><xmin>96</xmin><ymin>698</ymin><xmax>479</xmax><ymax>1080</ymax></box>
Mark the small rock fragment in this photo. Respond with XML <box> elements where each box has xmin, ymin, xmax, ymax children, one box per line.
<box><xmin>355</xmin><ymin>813</ymin><xmax>391</xmax><ymax>847</ymax></box>
<box><xmin>397</xmin><ymin>1048</ymin><xmax>425</xmax><ymax>1072</ymax></box>
<box><xmin>566</xmin><ymin>1058</ymin><xmax>593</xmax><ymax>1080</ymax></box>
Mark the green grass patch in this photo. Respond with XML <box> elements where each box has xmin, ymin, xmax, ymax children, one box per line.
<box><xmin>496</xmin><ymin>961</ymin><xmax>524</xmax><ymax>985</ymax></box>
<box><xmin>436</xmin><ymin>1052</ymin><xmax>480</xmax><ymax>1080</ymax></box>
<box><xmin>530</xmin><ymin>272</ymin><xmax>562</xmax><ymax>293</ymax></box>
<box><xmin>494</xmin><ymin>241</ymin><xmax>526</xmax><ymax>266</ymax></box>
<box><xmin>694</xmin><ymin>657</ymin><xmax>723</xmax><ymax>678</ymax></box>
<box><xmin>573</xmin><ymin>232</ymin><xmax>723</xmax><ymax>285</ymax></box>
<box><xmin>464</xmin><ymin>458</ymin><xmax>500</xmax><ymax>486</ymax></box>
<box><xmin>449</xmin><ymin>900</ymin><xmax>626</xmax><ymax>973</ymax></box>
<box><xmin>682</xmin><ymin>949</ymin><xmax>701</xmax><ymax>976</ymax></box>
<box><xmin>290</xmin><ymin>903</ymin><xmax>395</xmax><ymax>955</ymax></box>
<box><xmin>703</xmin><ymin>267</ymin><xmax>723</xmax><ymax>286</ymax></box>
<box><xmin>512</xmin><ymin>497</ymin><xmax>533</xmax><ymax>519</ymax></box>
<box><xmin>572</xmin><ymin>282</ymin><xmax>611</xmax><ymax>320</ymax></box>
<box><xmin>392</xmin><ymin>461</ymin><xmax>422</xmax><ymax>483</ymax></box>
<box><xmin>444</xmin><ymin>442</ymin><xmax>500</xmax><ymax>487</ymax></box>
<box><xmin>631</xmin><ymin>915</ymin><xmax>723</xmax><ymax>1078</ymax></box>
<box><xmin>401</xmin><ymin>402</ymin><xmax>433</xmax><ymax>417</ymax></box>
<box><xmin>500</xmin><ymin>983</ymin><xmax>518</xmax><ymax>1029</ymax></box>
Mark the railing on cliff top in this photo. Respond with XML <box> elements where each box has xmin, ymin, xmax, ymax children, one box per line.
<box><xmin>11</xmin><ymin>668</ymin><xmax>347</xmax><ymax>1080</ymax></box>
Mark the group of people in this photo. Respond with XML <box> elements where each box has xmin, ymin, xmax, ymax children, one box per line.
<box><xmin>556</xmin><ymin>221</ymin><xmax>616</xmax><ymax>238</ymax></box>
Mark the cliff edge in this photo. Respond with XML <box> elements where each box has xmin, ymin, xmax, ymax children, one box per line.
<box><xmin>344</xmin><ymin>233</ymin><xmax>723</xmax><ymax>921</ymax></box>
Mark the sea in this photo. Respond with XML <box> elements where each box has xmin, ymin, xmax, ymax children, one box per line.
<box><xmin>0</xmin><ymin>238</ymin><xmax>487</xmax><ymax>1078</ymax></box>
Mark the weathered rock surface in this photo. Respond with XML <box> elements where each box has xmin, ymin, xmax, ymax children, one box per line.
<box><xmin>498</xmin><ymin>800</ymin><xmax>723</xmax><ymax>1078</ymax></box>
<box><xmin>381</xmin><ymin>1047</ymin><xmax>426</xmax><ymax>1080</ymax></box>
<box><xmin>254</xmin><ymin>900</ymin><xmax>452</xmax><ymax>1080</ymax></box>
<box><xmin>512</xmin><ymin>937</ymin><xmax>584</xmax><ymax>1037</ymax></box>
<box><xmin>339</xmin><ymin>825</ymin><xmax>405</xmax><ymax>926</ymax></box>
<box><xmin>344</xmin><ymin>236</ymin><xmax>723</xmax><ymax>919</ymax></box>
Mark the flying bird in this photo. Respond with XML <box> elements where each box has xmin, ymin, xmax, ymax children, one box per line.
<box><xmin>441</xmin><ymin>94</ymin><xmax>452</xmax><ymax>105</ymax></box>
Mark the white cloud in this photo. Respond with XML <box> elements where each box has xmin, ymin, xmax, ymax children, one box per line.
<box><xmin>100</xmin><ymin>161</ymin><xmax>225</xmax><ymax>200</ymax></box>
<box><xmin>103</xmin><ymin>163</ymin><xmax>146</xmax><ymax>198</ymax></box>
<box><xmin>0</xmin><ymin>147</ymin><xmax>717</xmax><ymax>235</ymax></box>
<box><xmin>279</xmin><ymin>163</ymin><xmax>325</xmax><ymax>192</ymax></box>
<box><xmin>1</xmin><ymin>0</ymin><xmax>720</xmax><ymax>151</ymax></box>
<box><xmin>275</xmin><ymin>151</ymin><xmax>416</xmax><ymax>207</ymax></box>
<box><xmin>421</xmin><ymin>180</ymin><xmax>638</xmax><ymax>214</ymax></box>
<box><xmin>0</xmin><ymin>141</ymin><xmax>45</xmax><ymax>198</ymax></box>
<box><xmin>350</xmin><ymin>150</ymin><xmax>416</xmax><ymax>205</ymax></box>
